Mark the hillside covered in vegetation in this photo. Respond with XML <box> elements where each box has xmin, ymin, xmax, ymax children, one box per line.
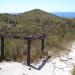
<box><xmin>0</xmin><ymin>9</ymin><xmax>75</xmax><ymax>62</ymax></box>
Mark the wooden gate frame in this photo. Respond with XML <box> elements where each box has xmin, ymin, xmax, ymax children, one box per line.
<box><xmin>0</xmin><ymin>33</ymin><xmax>45</xmax><ymax>65</ymax></box>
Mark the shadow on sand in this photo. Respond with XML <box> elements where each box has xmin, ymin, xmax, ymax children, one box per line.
<box><xmin>29</xmin><ymin>56</ymin><xmax>51</xmax><ymax>70</ymax></box>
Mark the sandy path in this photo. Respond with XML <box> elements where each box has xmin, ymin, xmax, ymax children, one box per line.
<box><xmin>0</xmin><ymin>42</ymin><xmax>75</xmax><ymax>75</ymax></box>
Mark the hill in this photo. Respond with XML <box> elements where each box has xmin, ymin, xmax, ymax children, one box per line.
<box><xmin>0</xmin><ymin>9</ymin><xmax>75</xmax><ymax>62</ymax></box>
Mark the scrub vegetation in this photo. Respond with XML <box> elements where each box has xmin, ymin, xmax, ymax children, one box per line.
<box><xmin>0</xmin><ymin>9</ymin><xmax>75</xmax><ymax>62</ymax></box>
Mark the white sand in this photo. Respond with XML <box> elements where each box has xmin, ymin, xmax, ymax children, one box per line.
<box><xmin>0</xmin><ymin>42</ymin><xmax>75</xmax><ymax>75</ymax></box>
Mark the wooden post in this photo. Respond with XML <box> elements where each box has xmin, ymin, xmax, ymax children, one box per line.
<box><xmin>41</xmin><ymin>38</ymin><xmax>45</xmax><ymax>58</ymax></box>
<box><xmin>41</xmin><ymin>38</ymin><xmax>44</xmax><ymax>52</ymax></box>
<box><xmin>0</xmin><ymin>36</ymin><xmax>4</xmax><ymax>61</ymax></box>
<box><xmin>27</xmin><ymin>39</ymin><xmax>31</xmax><ymax>65</ymax></box>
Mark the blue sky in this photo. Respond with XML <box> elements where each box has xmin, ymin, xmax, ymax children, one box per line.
<box><xmin>0</xmin><ymin>0</ymin><xmax>75</xmax><ymax>13</ymax></box>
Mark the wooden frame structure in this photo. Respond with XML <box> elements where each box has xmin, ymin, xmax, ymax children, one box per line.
<box><xmin>0</xmin><ymin>33</ymin><xmax>45</xmax><ymax>65</ymax></box>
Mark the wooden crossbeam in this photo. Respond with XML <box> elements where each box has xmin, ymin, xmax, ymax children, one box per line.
<box><xmin>0</xmin><ymin>33</ymin><xmax>45</xmax><ymax>40</ymax></box>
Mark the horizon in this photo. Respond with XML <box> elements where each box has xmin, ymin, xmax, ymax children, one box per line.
<box><xmin>0</xmin><ymin>0</ymin><xmax>75</xmax><ymax>13</ymax></box>
<box><xmin>0</xmin><ymin>9</ymin><xmax>75</xmax><ymax>14</ymax></box>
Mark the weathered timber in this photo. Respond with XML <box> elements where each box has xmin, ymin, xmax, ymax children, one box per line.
<box><xmin>0</xmin><ymin>36</ymin><xmax>4</xmax><ymax>61</ymax></box>
<box><xmin>41</xmin><ymin>38</ymin><xmax>44</xmax><ymax>52</ymax></box>
<box><xmin>27</xmin><ymin>39</ymin><xmax>31</xmax><ymax>65</ymax></box>
<box><xmin>0</xmin><ymin>33</ymin><xmax>45</xmax><ymax>40</ymax></box>
<box><xmin>0</xmin><ymin>33</ymin><xmax>45</xmax><ymax>65</ymax></box>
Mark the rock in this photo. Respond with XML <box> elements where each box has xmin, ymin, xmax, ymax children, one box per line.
<box><xmin>59</xmin><ymin>55</ymin><xmax>68</xmax><ymax>61</ymax></box>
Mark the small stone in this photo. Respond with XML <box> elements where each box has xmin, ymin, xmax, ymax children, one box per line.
<box><xmin>67</xmin><ymin>56</ymin><xmax>72</xmax><ymax>59</ymax></box>
<box><xmin>29</xmin><ymin>68</ymin><xmax>31</xmax><ymax>70</ymax></box>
